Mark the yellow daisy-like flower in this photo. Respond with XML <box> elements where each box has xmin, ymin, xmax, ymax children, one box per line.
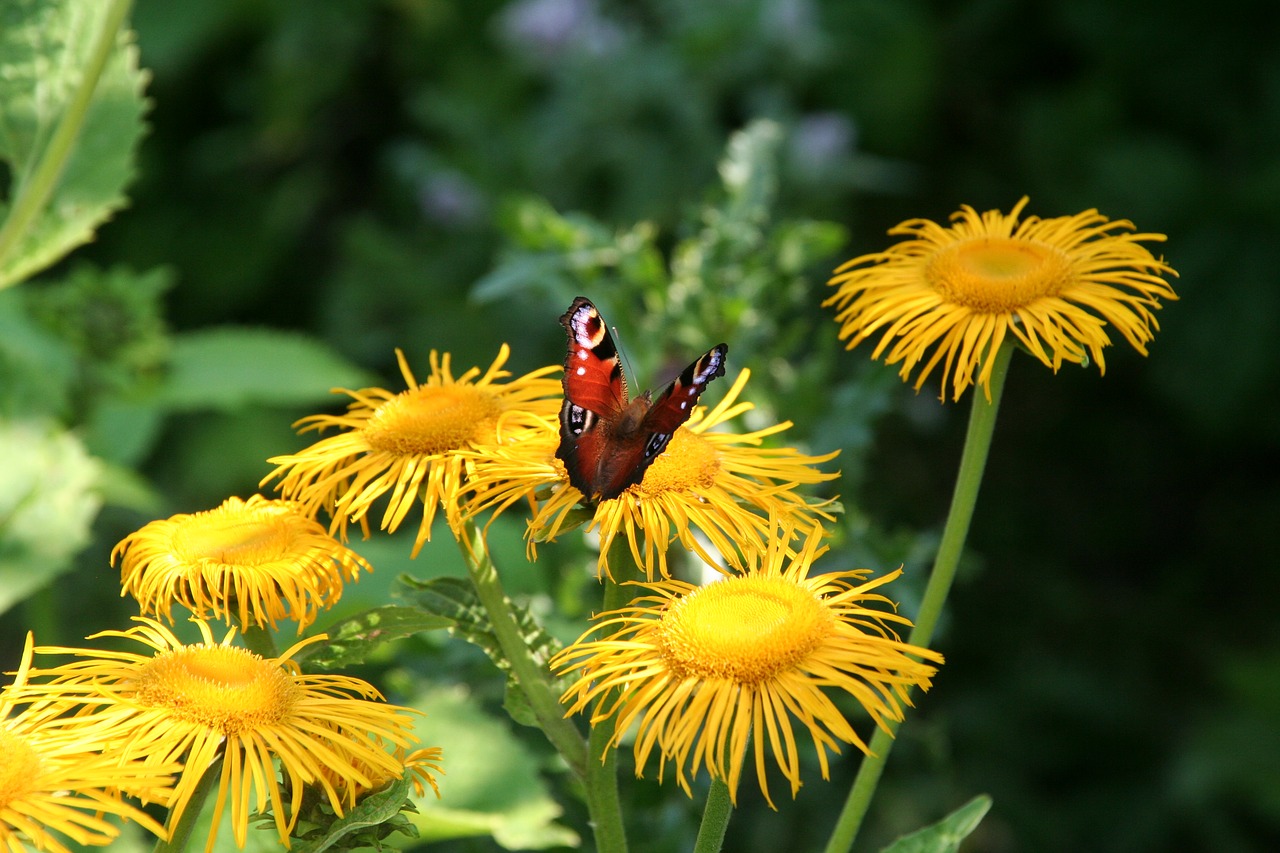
<box><xmin>1</xmin><ymin>637</ymin><xmax>175</xmax><ymax>853</ymax></box>
<box><xmin>551</xmin><ymin>528</ymin><xmax>942</xmax><ymax>806</ymax></box>
<box><xmin>464</xmin><ymin>369</ymin><xmax>839</xmax><ymax>579</ymax></box>
<box><xmin>319</xmin><ymin>744</ymin><xmax>445</xmax><ymax>802</ymax></box>
<box><xmin>263</xmin><ymin>345</ymin><xmax>561</xmax><ymax>557</ymax></box>
<box><xmin>825</xmin><ymin>197</ymin><xmax>1179</xmax><ymax>401</ymax></box>
<box><xmin>115</xmin><ymin>494</ymin><xmax>370</xmax><ymax>633</ymax></box>
<box><xmin>14</xmin><ymin>618</ymin><xmax>430</xmax><ymax>853</ymax></box>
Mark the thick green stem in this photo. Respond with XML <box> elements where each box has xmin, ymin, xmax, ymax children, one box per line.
<box><xmin>456</xmin><ymin>521</ymin><xmax>588</xmax><ymax>779</ymax></box>
<box><xmin>693</xmin><ymin>778</ymin><xmax>734</xmax><ymax>853</ymax></box>
<box><xmin>0</xmin><ymin>0</ymin><xmax>134</xmax><ymax>275</ymax></box>
<box><xmin>238</xmin><ymin>622</ymin><xmax>278</xmax><ymax>659</ymax></box>
<box><xmin>823</xmin><ymin>343</ymin><xmax>1014</xmax><ymax>853</ymax></box>
<box><xmin>151</xmin><ymin>756</ymin><xmax>222</xmax><ymax>853</ymax></box>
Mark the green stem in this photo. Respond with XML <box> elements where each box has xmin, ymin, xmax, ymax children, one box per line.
<box><xmin>152</xmin><ymin>755</ymin><xmax>223</xmax><ymax>853</ymax></box>
<box><xmin>455</xmin><ymin>521</ymin><xmax>588</xmax><ymax>779</ymax></box>
<box><xmin>581</xmin><ymin>539</ymin><xmax>641</xmax><ymax>853</ymax></box>
<box><xmin>0</xmin><ymin>0</ymin><xmax>134</xmax><ymax>274</ymax></box>
<box><xmin>238</xmin><ymin>623</ymin><xmax>278</xmax><ymax>659</ymax></box>
<box><xmin>693</xmin><ymin>778</ymin><xmax>734</xmax><ymax>853</ymax></box>
<box><xmin>823</xmin><ymin>343</ymin><xmax>1014</xmax><ymax>853</ymax></box>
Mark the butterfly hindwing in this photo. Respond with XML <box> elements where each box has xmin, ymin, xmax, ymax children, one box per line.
<box><xmin>556</xmin><ymin>296</ymin><xmax>728</xmax><ymax>502</ymax></box>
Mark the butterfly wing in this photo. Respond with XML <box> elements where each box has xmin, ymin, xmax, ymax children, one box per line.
<box><xmin>633</xmin><ymin>343</ymin><xmax>728</xmax><ymax>469</ymax></box>
<box><xmin>556</xmin><ymin>297</ymin><xmax>629</xmax><ymax>498</ymax></box>
<box><xmin>556</xmin><ymin>295</ymin><xmax>728</xmax><ymax>502</ymax></box>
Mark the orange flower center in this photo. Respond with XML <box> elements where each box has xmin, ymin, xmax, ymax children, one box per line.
<box><xmin>135</xmin><ymin>645</ymin><xmax>298</xmax><ymax>736</ymax></box>
<box><xmin>927</xmin><ymin>237</ymin><xmax>1072</xmax><ymax>311</ymax></box>
<box><xmin>657</xmin><ymin>576</ymin><xmax>832</xmax><ymax>684</ymax></box>
<box><xmin>362</xmin><ymin>385</ymin><xmax>503</xmax><ymax>456</ymax></box>
<box><xmin>0</xmin><ymin>728</ymin><xmax>41</xmax><ymax>807</ymax></box>
<box><xmin>637</xmin><ymin>430</ymin><xmax>720</xmax><ymax>494</ymax></box>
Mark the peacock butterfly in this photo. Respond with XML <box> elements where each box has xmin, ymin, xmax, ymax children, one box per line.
<box><xmin>556</xmin><ymin>296</ymin><xmax>728</xmax><ymax>502</ymax></box>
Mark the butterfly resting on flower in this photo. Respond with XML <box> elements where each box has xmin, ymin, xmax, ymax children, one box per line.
<box><xmin>556</xmin><ymin>297</ymin><xmax>727</xmax><ymax>502</ymax></box>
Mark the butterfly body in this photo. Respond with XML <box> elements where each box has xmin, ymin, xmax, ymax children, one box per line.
<box><xmin>557</xmin><ymin>297</ymin><xmax>727</xmax><ymax>502</ymax></box>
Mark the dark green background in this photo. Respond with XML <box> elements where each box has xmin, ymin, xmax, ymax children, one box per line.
<box><xmin>28</xmin><ymin>1</ymin><xmax>1280</xmax><ymax>851</ymax></box>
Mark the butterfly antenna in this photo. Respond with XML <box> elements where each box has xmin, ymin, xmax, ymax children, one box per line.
<box><xmin>612</xmin><ymin>324</ymin><xmax>637</xmax><ymax>397</ymax></box>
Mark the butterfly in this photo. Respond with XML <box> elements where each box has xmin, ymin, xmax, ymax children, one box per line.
<box><xmin>556</xmin><ymin>296</ymin><xmax>728</xmax><ymax>502</ymax></box>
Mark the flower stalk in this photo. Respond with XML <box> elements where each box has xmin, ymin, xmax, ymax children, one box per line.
<box><xmin>823</xmin><ymin>340</ymin><xmax>1013</xmax><ymax>853</ymax></box>
<box><xmin>152</xmin><ymin>757</ymin><xmax>223</xmax><ymax>853</ymax></box>
<box><xmin>454</xmin><ymin>520</ymin><xmax>588</xmax><ymax>780</ymax></box>
<box><xmin>693</xmin><ymin>778</ymin><xmax>735</xmax><ymax>853</ymax></box>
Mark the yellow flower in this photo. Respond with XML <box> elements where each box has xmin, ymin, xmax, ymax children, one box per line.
<box><xmin>115</xmin><ymin>495</ymin><xmax>370</xmax><ymax>633</ymax></box>
<box><xmin>551</xmin><ymin>528</ymin><xmax>942</xmax><ymax>806</ymax></box>
<box><xmin>320</xmin><ymin>744</ymin><xmax>445</xmax><ymax>802</ymax></box>
<box><xmin>464</xmin><ymin>369</ymin><xmax>839</xmax><ymax>579</ymax></box>
<box><xmin>263</xmin><ymin>346</ymin><xmax>561</xmax><ymax>557</ymax></box>
<box><xmin>825</xmin><ymin>197</ymin><xmax>1179</xmax><ymax>401</ymax></box>
<box><xmin>1</xmin><ymin>636</ymin><xmax>174</xmax><ymax>853</ymax></box>
<box><xmin>15</xmin><ymin>618</ymin><xmax>430</xmax><ymax>853</ymax></box>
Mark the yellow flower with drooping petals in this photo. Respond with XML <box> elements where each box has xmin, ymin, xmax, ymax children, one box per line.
<box><xmin>263</xmin><ymin>345</ymin><xmax>561</xmax><ymax>556</ymax></box>
<box><xmin>11</xmin><ymin>618</ymin><xmax>434</xmax><ymax>853</ymax></box>
<box><xmin>115</xmin><ymin>494</ymin><xmax>369</xmax><ymax>633</ymax></box>
<box><xmin>825</xmin><ymin>197</ymin><xmax>1178</xmax><ymax>401</ymax></box>
<box><xmin>0</xmin><ymin>636</ymin><xmax>175</xmax><ymax>853</ymax></box>
<box><xmin>552</xmin><ymin>527</ymin><xmax>942</xmax><ymax>806</ymax></box>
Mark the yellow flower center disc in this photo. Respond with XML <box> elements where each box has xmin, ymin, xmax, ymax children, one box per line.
<box><xmin>171</xmin><ymin>510</ymin><xmax>292</xmax><ymax>567</ymax></box>
<box><xmin>658</xmin><ymin>576</ymin><xmax>831</xmax><ymax>683</ymax></box>
<box><xmin>928</xmin><ymin>237</ymin><xmax>1072</xmax><ymax>311</ymax></box>
<box><xmin>0</xmin><ymin>729</ymin><xmax>41</xmax><ymax>806</ymax></box>
<box><xmin>363</xmin><ymin>385</ymin><xmax>503</xmax><ymax>456</ymax></box>
<box><xmin>638</xmin><ymin>430</ymin><xmax>720</xmax><ymax>494</ymax></box>
<box><xmin>136</xmin><ymin>646</ymin><xmax>298</xmax><ymax>736</ymax></box>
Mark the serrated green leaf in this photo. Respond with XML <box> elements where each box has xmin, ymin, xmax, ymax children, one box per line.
<box><xmin>880</xmin><ymin>795</ymin><xmax>993</xmax><ymax>853</ymax></box>
<box><xmin>0</xmin><ymin>0</ymin><xmax>149</xmax><ymax>289</ymax></box>
<box><xmin>296</xmin><ymin>605</ymin><xmax>455</xmax><ymax>671</ymax></box>
<box><xmin>158</xmin><ymin>327</ymin><xmax>376</xmax><ymax>411</ymax></box>
<box><xmin>291</xmin><ymin>776</ymin><xmax>415</xmax><ymax>853</ymax></box>
<box><xmin>396</xmin><ymin>575</ymin><xmax>566</xmax><ymax>726</ymax></box>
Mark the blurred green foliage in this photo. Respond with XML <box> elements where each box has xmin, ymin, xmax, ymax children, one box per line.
<box><xmin>2</xmin><ymin>0</ymin><xmax>1276</xmax><ymax>851</ymax></box>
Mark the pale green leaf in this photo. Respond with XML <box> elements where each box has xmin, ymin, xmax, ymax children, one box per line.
<box><xmin>0</xmin><ymin>0</ymin><xmax>149</xmax><ymax>289</ymax></box>
<box><xmin>0</xmin><ymin>419</ymin><xmax>101</xmax><ymax>614</ymax></box>
<box><xmin>881</xmin><ymin>795</ymin><xmax>993</xmax><ymax>853</ymax></box>
<box><xmin>409</xmin><ymin>686</ymin><xmax>579</xmax><ymax>850</ymax></box>
<box><xmin>158</xmin><ymin>327</ymin><xmax>377</xmax><ymax>411</ymax></box>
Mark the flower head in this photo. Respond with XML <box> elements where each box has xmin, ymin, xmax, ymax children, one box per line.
<box><xmin>1</xmin><ymin>636</ymin><xmax>175</xmax><ymax>853</ymax></box>
<box><xmin>115</xmin><ymin>495</ymin><xmax>370</xmax><ymax>633</ymax></box>
<box><xmin>551</xmin><ymin>528</ymin><xmax>942</xmax><ymax>806</ymax></box>
<box><xmin>464</xmin><ymin>369</ymin><xmax>839</xmax><ymax>579</ymax></box>
<box><xmin>825</xmin><ymin>197</ymin><xmax>1178</xmax><ymax>401</ymax></box>
<box><xmin>263</xmin><ymin>346</ymin><xmax>561</xmax><ymax>556</ymax></box>
<box><xmin>13</xmin><ymin>618</ymin><xmax>431</xmax><ymax>853</ymax></box>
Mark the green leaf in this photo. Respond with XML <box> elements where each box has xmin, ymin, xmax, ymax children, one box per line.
<box><xmin>296</xmin><ymin>605</ymin><xmax>454</xmax><ymax>671</ymax></box>
<box><xmin>291</xmin><ymin>775</ymin><xmax>417</xmax><ymax>853</ymax></box>
<box><xmin>396</xmin><ymin>575</ymin><xmax>566</xmax><ymax>727</ymax></box>
<box><xmin>718</xmin><ymin>119</ymin><xmax>782</xmax><ymax>223</ymax></box>
<box><xmin>409</xmin><ymin>686</ymin><xmax>579</xmax><ymax>850</ymax></box>
<box><xmin>880</xmin><ymin>795</ymin><xmax>993</xmax><ymax>853</ymax></box>
<box><xmin>157</xmin><ymin>327</ymin><xmax>376</xmax><ymax>412</ymax></box>
<box><xmin>0</xmin><ymin>0</ymin><xmax>149</xmax><ymax>289</ymax></box>
<box><xmin>0</xmin><ymin>420</ymin><xmax>101</xmax><ymax>614</ymax></box>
